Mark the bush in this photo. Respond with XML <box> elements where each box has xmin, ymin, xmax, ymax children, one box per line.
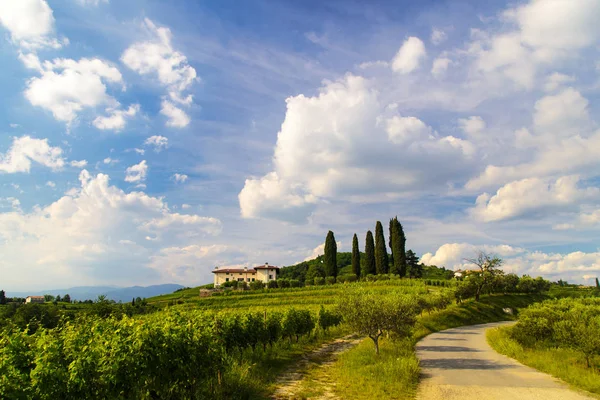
<box><xmin>277</xmin><ymin>279</ymin><xmax>290</xmax><ymax>289</ymax></box>
<box><xmin>318</xmin><ymin>306</ymin><xmax>342</xmax><ymax>331</ymax></box>
<box><xmin>267</xmin><ymin>280</ymin><xmax>278</xmax><ymax>289</ymax></box>
<box><xmin>289</xmin><ymin>279</ymin><xmax>301</xmax><ymax>288</ymax></box>
<box><xmin>249</xmin><ymin>281</ymin><xmax>265</xmax><ymax>291</ymax></box>
<box><xmin>314</xmin><ymin>277</ymin><xmax>325</xmax><ymax>286</ymax></box>
<box><xmin>325</xmin><ymin>277</ymin><xmax>336</xmax><ymax>285</ymax></box>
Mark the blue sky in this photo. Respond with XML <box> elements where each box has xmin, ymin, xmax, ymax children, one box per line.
<box><xmin>1</xmin><ymin>0</ymin><xmax>600</xmax><ymax>292</ymax></box>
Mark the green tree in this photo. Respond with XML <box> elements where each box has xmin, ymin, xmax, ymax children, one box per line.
<box><xmin>324</xmin><ymin>230</ymin><xmax>338</xmax><ymax>278</ymax></box>
<box><xmin>305</xmin><ymin>262</ymin><xmax>326</xmax><ymax>283</ymax></box>
<box><xmin>0</xmin><ymin>290</ymin><xmax>6</xmax><ymax>305</ymax></box>
<box><xmin>389</xmin><ymin>217</ymin><xmax>407</xmax><ymax>276</ymax></box>
<box><xmin>464</xmin><ymin>251</ymin><xmax>504</xmax><ymax>301</ymax></box>
<box><xmin>43</xmin><ymin>294</ymin><xmax>55</xmax><ymax>302</ymax></box>
<box><xmin>337</xmin><ymin>288</ymin><xmax>419</xmax><ymax>354</ymax></box>
<box><xmin>364</xmin><ymin>231</ymin><xmax>376</xmax><ymax>276</ymax></box>
<box><xmin>406</xmin><ymin>250</ymin><xmax>423</xmax><ymax>278</ymax></box>
<box><xmin>374</xmin><ymin>221</ymin><xmax>389</xmax><ymax>274</ymax></box>
<box><xmin>596</xmin><ymin>277</ymin><xmax>599</xmax><ymax>288</ymax></box>
<box><xmin>63</xmin><ymin>294</ymin><xmax>71</xmax><ymax>303</ymax></box>
<box><xmin>352</xmin><ymin>234</ymin><xmax>361</xmax><ymax>278</ymax></box>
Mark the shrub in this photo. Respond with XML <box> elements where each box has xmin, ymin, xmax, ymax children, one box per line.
<box><xmin>325</xmin><ymin>277</ymin><xmax>336</xmax><ymax>285</ymax></box>
<box><xmin>277</xmin><ymin>279</ymin><xmax>290</xmax><ymax>289</ymax></box>
<box><xmin>289</xmin><ymin>279</ymin><xmax>301</xmax><ymax>288</ymax></box>
<box><xmin>249</xmin><ymin>281</ymin><xmax>265</xmax><ymax>291</ymax></box>
<box><xmin>314</xmin><ymin>277</ymin><xmax>325</xmax><ymax>286</ymax></box>
<box><xmin>318</xmin><ymin>306</ymin><xmax>343</xmax><ymax>331</ymax></box>
<box><xmin>267</xmin><ymin>280</ymin><xmax>278</xmax><ymax>289</ymax></box>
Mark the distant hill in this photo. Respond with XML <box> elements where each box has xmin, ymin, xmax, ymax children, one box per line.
<box><xmin>7</xmin><ymin>284</ymin><xmax>184</xmax><ymax>302</ymax></box>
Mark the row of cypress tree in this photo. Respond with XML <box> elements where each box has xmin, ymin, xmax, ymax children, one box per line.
<box><xmin>324</xmin><ymin>217</ymin><xmax>414</xmax><ymax>278</ymax></box>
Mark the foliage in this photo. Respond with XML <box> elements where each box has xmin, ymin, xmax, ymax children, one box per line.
<box><xmin>406</xmin><ymin>250</ymin><xmax>423</xmax><ymax>278</ymax></box>
<box><xmin>388</xmin><ymin>217</ymin><xmax>406</xmax><ymax>276</ymax></box>
<box><xmin>325</xmin><ymin>276</ymin><xmax>336</xmax><ymax>285</ymax></box>
<box><xmin>337</xmin><ymin>288</ymin><xmax>419</xmax><ymax>354</ymax></box>
<box><xmin>352</xmin><ymin>234</ymin><xmax>361</xmax><ymax>278</ymax></box>
<box><xmin>314</xmin><ymin>277</ymin><xmax>326</xmax><ymax>286</ymax></box>
<box><xmin>421</xmin><ymin>265</ymin><xmax>454</xmax><ymax>280</ymax></box>
<box><xmin>305</xmin><ymin>262</ymin><xmax>326</xmax><ymax>283</ymax></box>
<box><xmin>277</xmin><ymin>279</ymin><xmax>290</xmax><ymax>289</ymax></box>
<box><xmin>324</xmin><ymin>231</ymin><xmax>338</xmax><ymax>277</ymax></box>
<box><xmin>363</xmin><ymin>231</ymin><xmax>376</xmax><ymax>276</ymax></box>
<box><xmin>249</xmin><ymin>281</ymin><xmax>265</xmax><ymax>290</ymax></box>
<box><xmin>464</xmin><ymin>251</ymin><xmax>504</xmax><ymax>301</ymax></box>
<box><xmin>0</xmin><ymin>290</ymin><xmax>6</xmax><ymax>305</ymax></box>
<box><xmin>317</xmin><ymin>306</ymin><xmax>343</xmax><ymax>332</ymax></box>
<box><xmin>267</xmin><ymin>280</ymin><xmax>278</xmax><ymax>289</ymax></box>
<box><xmin>374</xmin><ymin>221</ymin><xmax>389</xmax><ymax>275</ymax></box>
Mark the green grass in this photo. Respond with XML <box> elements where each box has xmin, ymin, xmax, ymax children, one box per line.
<box><xmin>327</xmin><ymin>294</ymin><xmax>547</xmax><ymax>400</ymax></box>
<box><xmin>487</xmin><ymin>325</ymin><xmax>600</xmax><ymax>397</ymax></box>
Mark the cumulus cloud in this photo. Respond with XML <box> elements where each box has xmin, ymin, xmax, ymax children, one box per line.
<box><xmin>471</xmin><ymin>176</ymin><xmax>599</xmax><ymax>222</ymax></box>
<box><xmin>303</xmin><ymin>241</ymin><xmax>342</xmax><ymax>261</ymax></box>
<box><xmin>24</xmin><ymin>57</ymin><xmax>124</xmax><ymax>126</ymax></box>
<box><xmin>144</xmin><ymin>135</ymin><xmax>169</xmax><ymax>152</ymax></box>
<box><xmin>0</xmin><ymin>136</ymin><xmax>65</xmax><ymax>173</ymax></box>
<box><xmin>430</xmin><ymin>28</ymin><xmax>447</xmax><ymax>45</ymax></box>
<box><xmin>421</xmin><ymin>242</ymin><xmax>600</xmax><ymax>282</ymax></box>
<box><xmin>160</xmin><ymin>100</ymin><xmax>190</xmax><ymax>128</ymax></box>
<box><xmin>70</xmin><ymin>160</ymin><xmax>87</xmax><ymax>168</ymax></box>
<box><xmin>0</xmin><ymin>0</ymin><xmax>66</xmax><ymax>49</ymax></box>
<box><xmin>543</xmin><ymin>72</ymin><xmax>575</xmax><ymax>92</ymax></box>
<box><xmin>171</xmin><ymin>173</ymin><xmax>188</xmax><ymax>183</ymax></box>
<box><xmin>431</xmin><ymin>56</ymin><xmax>451</xmax><ymax>77</ymax></box>
<box><xmin>391</xmin><ymin>37</ymin><xmax>426</xmax><ymax>74</ymax></box>
<box><xmin>93</xmin><ymin>104</ymin><xmax>140</xmax><ymax>131</ymax></box>
<box><xmin>121</xmin><ymin>18</ymin><xmax>196</xmax><ymax>128</ymax></box>
<box><xmin>0</xmin><ymin>170</ymin><xmax>222</xmax><ymax>289</ymax></box>
<box><xmin>75</xmin><ymin>0</ymin><xmax>108</xmax><ymax>6</ymax></box>
<box><xmin>239</xmin><ymin>75</ymin><xmax>477</xmax><ymax>221</ymax></box>
<box><xmin>458</xmin><ymin>116</ymin><xmax>486</xmax><ymax>139</ymax></box>
<box><xmin>125</xmin><ymin>160</ymin><xmax>148</xmax><ymax>183</ymax></box>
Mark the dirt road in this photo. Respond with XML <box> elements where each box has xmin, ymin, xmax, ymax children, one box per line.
<box><xmin>416</xmin><ymin>321</ymin><xmax>594</xmax><ymax>400</ymax></box>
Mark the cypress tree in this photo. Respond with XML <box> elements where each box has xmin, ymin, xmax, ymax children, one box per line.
<box><xmin>596</xmin><ymin>277</ymin><xmax>600</xmax><ymax>288</ymax></box>
<box><xmin>389</xmin><ymin>217</ymin><xmax>407</xmax><ymax>277</ymax></box>
<box><xmin>374</xmin><ymin>221</ymin><xmax>388</xmax><ymax>274</ymax></box>
<box><xmin>364</xmin><ymin>231</ymin><xmax>376</xmax><ymax>276</ymax></box>
<box><xmin>324</xmin><ymin>230</ymin><xmax>338</xmax><ymax>278</ymax></box>
<box><xmin>352</xmin><ymin>233</ymin><xmax>361</xmax><ymax>278</ymax></box>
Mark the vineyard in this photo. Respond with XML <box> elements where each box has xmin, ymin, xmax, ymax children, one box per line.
<box><xmin>0</xmin><ymin>280</ymin><xmax>453</xmax><ymax>400</ymax></box>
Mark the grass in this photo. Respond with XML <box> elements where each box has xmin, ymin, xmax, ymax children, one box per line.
<box><xmin>487</xmin><ymin>325</ymin><xmax>600</xmax><ymax>397</ymax></box>
<box><xmin>326</xmin><ymin>294</ymin><xmax>547</xmax><ymax>400</ymax></box>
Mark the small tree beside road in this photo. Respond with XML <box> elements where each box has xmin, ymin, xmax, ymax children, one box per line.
<box><xmin>464</xmin><ymin>251</ymin><xmax>503</xmax><ymax>301</ymax></box>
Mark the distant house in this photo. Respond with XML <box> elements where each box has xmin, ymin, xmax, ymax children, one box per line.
<box><xmin>213</xmin><ymin>263</ymin><xmax>279</xmax><ymax>287</ymax></box>
<box><xmin>25</xmin><ymin>296</ymin><xmax>45</xmax><ymax>304</ymax></box>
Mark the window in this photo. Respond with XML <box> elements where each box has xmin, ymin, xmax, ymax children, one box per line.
<box><xmin>226</xmin><ymin>278</ymin><xmax>229</xmax><ymax>282</ymax></box>
<box><xmin>226</xmin><ymin>272</ymin><xmax>229</xmax><ymax>276</ymax></box>
<box><xmin>238</xmin><ymin>278</ymin><xmax>243</xmax><ymax>282</ymax></box>
<box><xmin>252</xmin><ymin>278</ymin><xmax>255</xmax><ymax>282</ymax></box>
<box><xmin>269</xmin><ymin>275</ymin><xmax>273</xmax><ymax>279</ymax></box>
<box><xmin>247</xmin><ymin>278</ymin><xmax>251</xmax><ymax>282</ymax></box>
<box><xmin>239</xmin><ymin>273</ymin><xmax>242</xmax><ymax>276</ymax></box>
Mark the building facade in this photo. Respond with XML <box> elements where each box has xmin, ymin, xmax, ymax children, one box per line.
<box><xmin>25</xmin><ymin>296</ymin><xmax>45</xmax><ymax>304</ymax></box>
<box><xmin>213</xmin><ymin>263</ymin><xmax>279</xmax><ymax>287</ymax></box>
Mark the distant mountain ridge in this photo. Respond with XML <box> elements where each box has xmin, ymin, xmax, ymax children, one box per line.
<box><xmin>7</xmin><ymin>284</ymin><xmax>184</xmax><ymax>303</ymax></box>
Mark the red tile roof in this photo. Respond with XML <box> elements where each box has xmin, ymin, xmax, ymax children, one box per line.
<box><xmin>254</xmin><ymin>265</ymin><xmax>280</xmax><ymax>270</ymax></box>
<box><xmin>212</xmin><ymin>265</ymin><xmax>279</xmax><ymax>273</ymax></box>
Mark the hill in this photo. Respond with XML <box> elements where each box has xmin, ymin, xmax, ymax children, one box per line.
<box><xmin>7</xmin><ymin>284</ymin><xmax>184</xmax><ymax>302</ymax></box>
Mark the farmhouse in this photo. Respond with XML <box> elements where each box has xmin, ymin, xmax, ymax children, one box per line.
<box><xmin>213</xmin><ymin>263</ymin><xmax>279</xmax><ymax>287</ymax></box>
<box><xmin>25</xmin><ymin>296</ymin><xmax>45</xmax><ymax>304</ymax></box>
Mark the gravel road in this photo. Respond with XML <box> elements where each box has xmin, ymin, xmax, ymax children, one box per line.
<box><xmin>416</xmin><ymin>321</ymin><xmax>595</xmax><ymax>400</ymax></box>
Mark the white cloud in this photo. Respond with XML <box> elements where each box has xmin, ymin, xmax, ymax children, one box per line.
<box><xmin>103</xmin><ymin>157</ymin><xmax>118</xmax><ymax>165</ymax></box>
<box><xmin>24</xmin><ymin>57</ymin><xmax>123</xmax><ymax>125</ymax></box>
<box><xmin>543</xmin><ymin>72</ymin><xmax>575</xmax><ymax>92</ymax></box>
<box><xmin>160</xmin><ymin>100</ymin><xmax>190</xmax><ymax>128</ymax></box>
<box><xmin>471</xmin><ymin>176</ymin><xmax>599</xmax><ymax>222</ymax></box>
<box><xmin>70</xmin><ymin>160</ymin><xmax>88</xmax><ymax>168</ymax></box>
<box><xmin>0</xmin><ymin>170</ymin><xmax>222</xmax><ymax>289</ymax></box>
<box><xmin>303</xmin><ymin>241</ymin><xmax>342</xmax><ymax>261</ymax></box>
<box><xmin>0</xmin><ymin>197</ymin><xmax>21</xmax><ymax>211</ymax></box>
<box><xmin>533</xmin><ymin>88</ymin><xmax>590</xmax><ymax>135</ymax></box>
<box><xmin>121</xmin><ymin>18</ymin><xmax>197</xmax><ymax>127</ymax></box>
<box><xmin>134</xmin><ymin>148</ymin><xmax>145</xmax><ymax>155</ymax></box>
<box><xmin>144</xmin><ymin>135</ymin><xmax>169</xmax><ymax>152</ymax></box>
<box><xmin>75</xmin><ymin>0</ymin><xmax>108</xmax><ymax>6</ymax></box>
<box><xmin>0</xmin><ymin>136</ymin><xmax>65</xmax><ymax>173</ymax></box>
<box><xmin>93</xmin><ymin>104</ymin><xmax>140</xmax><ymax>131</ymax></box>
<box><xmin>431</xmin><ymin>28</ymin><xmax>447</xmax><ymax>45</ymax></box>
<box><xmin>171</xmin><ymin>173</ymin><xmax>188</xmax><ymax>183</ymax></box>
<box><xmin>181</xmin><ymin>204</ymin><xmax>191</xmax><ymax>209</ymax></box>
<box><xmin>0</xmin><ymin>0</ymin><xmax>65</xmax><ymax>49</ymax></box>
<box><xmin>391</xmin><ymin>37</ymin><xmax>426</xmax><ymax>74</ymax></box>
<box><xmin>458</xmin><ymin>116</ymin><xmax>486</xmax><ymax>139</ymax></box>
<box><xmin>431</xmin><ymin>56</ymin><xmax>451</xmax><ymax>77</ymax></box>
<box><xmin>125</xmin><ymin>160</ymin><xmax>148</xmax><ymax>183</ymax></box>
<box><xmin>421</xmin><ymin>242</ymin><xmax>600</xmax><ymax>282</ymax></box>
<box><xmin>239</xmin><ymin>75</ymin><xmax>477</xmax><ymax>221</ymax></box>
<box><xmin>46</xmin><ymin>181</ymin><xmax>55</xmax><ymax>188</ymax></box>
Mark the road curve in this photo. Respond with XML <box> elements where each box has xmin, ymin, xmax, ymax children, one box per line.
<box><xmin>416</xmin><ymin>321</ymin><xmax>594</xmax><ymax>400</ymax></box>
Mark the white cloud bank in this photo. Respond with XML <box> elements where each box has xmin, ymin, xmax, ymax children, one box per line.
<box><xmin>0</xmin><ymin>0</ymin><xmax>66</xmax><ymax>49</ymax></box>
<box><xmin>0</xmin><ymin>136</ymin><xmax>65</xmax><ymax>173</ymax></box>
<box><xmin>125</xmin><ymin>160</ymin><xmax>148</xmax><ymax>183</ymax></box>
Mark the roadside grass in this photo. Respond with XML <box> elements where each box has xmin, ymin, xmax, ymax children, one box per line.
<box><xmin>327</xmin><ymin>294</ymin><xmax>547</xmax><ymax>400</ymax></box>
<box><xmin>487</xmin><ymin>326</ymin><xmax>600</xmax><ymax>397</ymax></box>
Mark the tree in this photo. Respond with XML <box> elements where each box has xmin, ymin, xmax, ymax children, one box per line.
<box><xmin>337</xmin><ymin>289</ymin><xmax>419</xmax><ymax>354</ymax></box>
<box><xmin>374</xmin><ymin>221</ymin><xmax>389</xmax><ymax>274</ymax></box>
<box><xmin>389</xmin><ymin>217</ymin><xmax>407</xmax><ymax>276</ymax></box>
<box><xmin>324</xmin><ymin>231</ymin><xmax>338</xmax><ymax>278</ymax></box>
<box><xmin>363</xmin><ymin>231</ymin><xmax>376</xmax><ymax>276</ymax></box>
<box><xmin>0</xmin><ymin>290</ymin><xmax>6</xmax><ymax>305</ymax></box>
<box><xmin>43</xmin><ymin>294</ymin><xmax>55</xmax><ymax>302</ymax></box>
<box><xmin>55</xmin><ymin>295</ymin><xmax>61</xmax><ymax>302</ymax></box>
<box><xmin>305</xmin><ymin>263</ymin><xmax>326</xmax><ymax>283</ymax></box>
<box><xmin>596</xmin><ymin>277</ymin><xmax>599</xmax><ymax>289</ymax></box>
<box><xmin>63</xmin><ymin>294</ymin><xmax>71</xmax><ymax>303</ymax></box>
<box><xmin>132</xmin><ymin>297</ymin><xmax>136</xmax><ymax>306</ymax></box>
<box><xmin>464</xmin><ymin>251</ymin><xmax>504</xmax><ymax>301</ymax></box>
<box><xmin>352</xmin><ymin>234</ymin><xmax>361</xmax><ymax>278</ymax></box>
<box><xmin>406</xmin><ymin>250</ymin><xmax>423</xmax><ymax>278</ymax></box>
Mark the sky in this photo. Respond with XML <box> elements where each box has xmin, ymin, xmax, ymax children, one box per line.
<box><xmin>1</xmin><ymin>0</ymin><xmax>600</xmax><ymax>292</ymax></box>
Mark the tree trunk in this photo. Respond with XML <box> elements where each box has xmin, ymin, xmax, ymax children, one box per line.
<box><xmin>369</xmin><ymin>333</ymin><xmax>381</xmax><ymax>355</ymax></box>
